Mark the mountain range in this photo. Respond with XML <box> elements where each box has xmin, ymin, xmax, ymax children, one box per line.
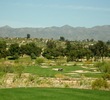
<box><xmin>0</xmin><ymin>25</ymin><xmax>110</xmax><ymax>41</ymax></box>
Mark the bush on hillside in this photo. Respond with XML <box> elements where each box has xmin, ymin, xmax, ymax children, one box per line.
<box><xmin>31</xmin><ymin>53</ymin><xmax>36</xmax><ymax>59</ymax></box>
<box><xmin>14</xmin><ymin>66</ymin><xmax>24</xmax><ymax>78</ymax></box>
<box><xmin>0</xmin><ymin>65</ymin><xmax>14</xmax><ymax>73</ymax></box>
<box><xmin>36</xmin><ymin>57</ymin><xmax>44</xmax><ymax>65</ymax></box>
<box><xmin>92</xmin><ymin>78</ymin><xmax>109</xmax><ymax>90</ymax></box>
<box><xmin>102</xmin><ymin>73</ymin><xmax>110</xmax><ymax>80</ymax></box>
<box><xmin>94</xmin><ymin>61</ymin><xmax>110</xmax><ymax>73</ymax></box>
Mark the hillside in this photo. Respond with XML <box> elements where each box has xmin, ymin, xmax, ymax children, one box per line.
<box><xmin>0</xmin><ymin>25</ymin><xmax>110</xmax><ymax>41</ymax></box>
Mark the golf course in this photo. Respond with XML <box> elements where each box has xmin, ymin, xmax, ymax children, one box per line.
<box><xmin>0</xmin><ymin>87</ymin><xmax>110</xmax><ymax>100</ymax></box>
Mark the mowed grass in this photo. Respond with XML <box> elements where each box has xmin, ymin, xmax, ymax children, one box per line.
<box><xmin>24</xmin><ymin>66</ymin><xmax>59</xmax><ymax>77</ymax></box>
<box><xmin>0</xmin><ymin>87</ymin><xmax>110</xmax><ymax>100</ymax></box>
<box><xmin>23</xmin><ymin>65</ymin><xmax>84</xmax><ymax>77</ymax></box>
<box><xmin>24</xmin><ymin>65</ymin><xmax>102</xmax><ymax>78</ymax></box>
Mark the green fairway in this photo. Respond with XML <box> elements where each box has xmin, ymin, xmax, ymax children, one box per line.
<box><xmin>23</xmin><ymin>65</ymin><xmax>85</xmax><ymax>77</ymax></box>
<box><xmin>0</xmin><ymin>88</ymin><xmax>110</xmax><ymax>100</ymax></box>
<box><xmin>24</xmin><ymin>65</ymin><xmax>102</xmax><ymax>78</ymax></box>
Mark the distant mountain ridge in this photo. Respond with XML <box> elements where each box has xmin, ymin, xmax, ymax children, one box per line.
<box><xmin>0</xmin><ymin>25</ymin><xmax>110</xmax><ymax>41</ymax></box>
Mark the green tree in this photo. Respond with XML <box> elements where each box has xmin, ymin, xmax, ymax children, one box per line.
<box><xmin>65</xmin><ymin>40</ymin><xmax>72</xmax><ymax>52</ymax></box>
<box><xmin>42</xmin><ymin>48</ymin><xmax>52</xmax><ymax>59</ymax></box>
<box><xmin>59</xmin><ymin>36</ymin><xmax>65</xmax><ymax>41</ymax></box>
<box><xmin>8</xmin><ymin>43</ymin><xmax>20</xmax><ymax>59</ymax></box>
<box><xmin>65</xmin><ymin>41</ymin><xmax>88</xmax><ymax>62</ymax></box>
<box><xmin>0</xmin><ymin>41</ymin><xmax>7</xmax><ymax>59</ymax></box>
<box><xmin>43</xmin><ymin>43</ymin><xmax>63</xmax><ymax>59</ymax></box>
<box><xmin>89</xmin><ymin>41</ymin><xmax>108</xmax><ymax>61</ymax></box>
<box><xmin>20</xmin><ymin>44</ymin><xmax>27</xmax><ymax>57</ymax></box>
<box><xmin>25</xmin><ymin>42</ymin><xmax>41</xmax><ymax>57</ymax></box>
<box><xmin>46</xmin><ymin>40</ymin><xmax>56</xmax><ymax>49</ymax></box>
<box><xmin>27</xmin><ymin>34</ymin><xmax>30</xmax><ymax>39</ymax></box>
<box><xmin>43</xmin><ymin>40</ymin><xmax>58</xmax><ymax>59</ymax></box>
<box><xmin>82</xmin><ymin>48</ymin><xmax>93</xmax><ymax>61</ymax></box>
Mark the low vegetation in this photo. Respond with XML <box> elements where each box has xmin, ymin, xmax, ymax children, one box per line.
<box><xmin>0</xmin><ymin>88</ymin><xmax>110</xmax><ymax>100</ymax></box>
<box><xmin>0</xmin><ymin>37</ymin><xmax>110</xmax><ymax>90</ymax></box>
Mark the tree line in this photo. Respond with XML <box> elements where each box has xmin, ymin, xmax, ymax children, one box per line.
<box><xmin>43</xmin><ymin>40</ymin><xmax>110</xmax><ymax>62</ymax></box>
<box><xmin>0</xmin><ymin>41</ymin><xmax>41</xmax><ymax>60</ymax></box>
<box><xmin>0</xmin><ymin>39</ymin><xmax>110</xmax><ymax>61</ymax></box>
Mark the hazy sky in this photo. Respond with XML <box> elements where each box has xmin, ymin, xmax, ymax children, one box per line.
<box><xmin>0</xmin><ymin>0</ymin><xmax>110</xmax><ymax>28</ymax></box>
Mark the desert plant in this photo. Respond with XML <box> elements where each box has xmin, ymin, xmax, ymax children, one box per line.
<box><xmin>14</xmin><ymin>66</ymin><xmax>24</xmax><ymax>78</ymax></box>
<box><xmin>0</xmin><ymin>65</ymin><xmax>14</xmax><ymax>73</ymax></box>
<box><xmin>31</xmin><ymin>53</ymin><xmax>36</xmax><ymax>59</ymax></box>
<box><xmin>102</xmin><ymin>73</ymin><xmax>110</xmax><ymax>80</ymax></box>
<box><xmin>36</xmin><ymin>57</ymin><xmax>44</xmax><ymax>65</ymax></box>
<box><xmin>12</xmin><ymin>53</ymin><xmax>19</xmax><ymax>60</ymax></box>
<box><xmin>94</xmin><ymin>61</ymin><xmax>110</xmax><ymax>73</ymax></box>
<box><xmin>64</xmin><ymin>83</ymin><xmax>69</xmax><ymax>88</ymax></box>
<box><xmin>28</xmin><ymin>75</ymin><xmax>35</xmax><ymax>82</ymax></box>
<box><xmin>92</xmin><ymin>78</ymin><xmax>109</xmax><ymax>90</ymax></box>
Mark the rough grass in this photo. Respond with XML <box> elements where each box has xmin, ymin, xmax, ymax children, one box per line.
<box><xmin>83</xmin><ymin>73</ymin><xmax>103</xmax><ymax>78</ymax></box>
<box><xmin>0</xmin><ymin>87</ymin><xmax>110</xmax><ymax>100</ymax></box>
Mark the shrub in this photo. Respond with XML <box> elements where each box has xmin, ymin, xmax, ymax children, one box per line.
<box><xmin>0</xmin><ymin>65</ymin><xmax>14</xmax><ymax>73</ymax></box>
<box><xmin>94</xmin><ymin>62</ymin><xmax>110</xmax><ymax>80</ymax></box>
<box><xmin>28</xmin><ymin>75</ymin><xmax>35</xmax><ymax>82</ymax></box>
<box><xmin>12</xmin><ymin>53</ymin><xmax>19</xmax><ymax>59</ymax></box>
<box><xmin>36</xmin><ymin>57</ymin><xmax>44</xmax><ymax>65</ymax></box>
<box><xmin>102</xmin><ymin>73</ymin><xmax>110</xmax><ymax>80</ymax></box>
<box><xmin>94</xmin><ymin>61</ymin><xmax>110</xmax><ymax>73</ymax></box>
<box><xmin>31</xmin><ymin>53</ymin><xmax>36</xmax><ymax>59</ymax></box>
<box><xmin>0</xmin><ymin>72</ymin><xmax>5</xmax><ymax>78</ymax></box>
<box><xmin>64</xmin><ymin>84</ymin><xmax>69</xmax><ymax>88</ymax></box>
<box><xmin>14</xmin><ymin>66</ymin><xmax>24</xmax><ymax>77</ymax></box>
<box><xmin>92</xmin><ymin>78</ymin><xmax>109</xmax><ymax>90</ymax></box>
